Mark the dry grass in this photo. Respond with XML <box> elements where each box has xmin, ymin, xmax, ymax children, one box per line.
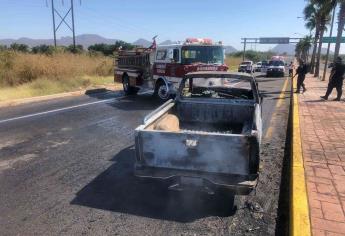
<box><xmin>0</xmin><ymin>51</ymin><xmax>113</xmax><ymax>86</ymax></box>
<box><xmin>225</xmin><ymin>56</ymin><xmax>242</xmax><ymax>71</ymax></box>
<box><xmin>0</xmin><ymin>76</ymin><xmax>118</xmax><ymax>102</ymax></box>
<box><xmin>0</xmin><ymin>51</ymin><xmax>117</xmax><ymax>101</ymax></box>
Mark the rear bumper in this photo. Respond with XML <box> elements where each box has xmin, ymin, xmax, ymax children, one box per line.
<box><xmin>134</xmin><ymin>166</ymin><xmax>258</xmax><ymax>195</ymax></box>
<box><xmin>267</xmin><ymin>70</ymin><xmax>285</xmax><ymax>77</ymax></box>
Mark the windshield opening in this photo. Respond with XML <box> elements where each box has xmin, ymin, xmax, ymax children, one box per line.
<box><xmin>269</xmin><ymin>60</ymin><xmax>285</xmax><ymax>66</ymax></box>
<box><xmin>180</xmin><ymin>77</ymin><xmax>253</xmax><ymax>100</ymax></box>
<box><xmin>181</xmin><ymin>46</ymin><xmax>224</xmax><ymax>65</ymax></box>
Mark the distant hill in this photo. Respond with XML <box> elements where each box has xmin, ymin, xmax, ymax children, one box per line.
<box><xmin>159</xmin><ymin>40</ymin><xmax>177</xmax><ymax>45</ymax></box>
<box><xmin>0</xmin><ymin>34</ymin><xmax>239</xmax><ymax>53</ymax></box>
<box><xmin>271</xmin><ymin>44</ymin><xmax>332</xmax><ymax>55</ymax></box>
<box><xmin>0</xmin><ymin>34</ymin><xmax>120</xmax><ymax>48</ymax></box>
<box><xmin>132</xmin><ymin>38</ymin><xmax>152</xmax><ymax>47</ymax></box>
<box><xmin>224</xmin><ymin>45</ymin><xmax>238</xmax><ymax>54</ymax></box>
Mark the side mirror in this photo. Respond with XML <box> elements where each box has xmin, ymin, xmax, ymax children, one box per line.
<box><xmin>259</xmin><ymin>94</ymin><xmax>264</xmax><ymax>103</ymax></box>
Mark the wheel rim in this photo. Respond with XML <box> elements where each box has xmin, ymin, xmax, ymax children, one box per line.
<box><xmin>123</xmin><ymin>77</ymin><xmax>129</xmax><ymax>92</ymax></box>
<box><xmin>158</xmin><ymin>84</ymin><xmax>169</xmax><ymax>99</ymax></box>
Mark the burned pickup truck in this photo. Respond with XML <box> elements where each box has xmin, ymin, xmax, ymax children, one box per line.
<box><xmin>134</xmin><ymin>71</ymin><xmax>262</xmax><ymax>195</ymax></box>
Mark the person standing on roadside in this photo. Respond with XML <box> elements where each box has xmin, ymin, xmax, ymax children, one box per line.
<box><xmin>321</xmin><ymin>57</ymin><xmax>345</xmax><ymax>101</ymax></box>
<box><xmin>295</xmin><ymin>59</ymin><xmax>308</xmax><ymax>93</ymax></box>
<box><xmin>289</xmin><ymin>61</ymin><xmax>294</xmax><ymax>77</ymax></box>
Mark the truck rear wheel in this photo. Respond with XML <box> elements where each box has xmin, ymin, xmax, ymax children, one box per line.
<box><xmin>155</xmin><ymin>82</ymin><xmax>170</xmax><ymax>101</ymax></box>
<box><xmin>122</xmin><ymin>75</ymin><xmax>137</xmax><ymax>95</ymax></box>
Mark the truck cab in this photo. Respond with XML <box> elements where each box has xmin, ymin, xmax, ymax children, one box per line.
<box><xmin>115</xmin><ymin>38</ymin><xmax>228</xmax><ymax>100</ymax></box>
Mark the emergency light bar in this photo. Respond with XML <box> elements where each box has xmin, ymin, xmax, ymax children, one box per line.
<box><xmin>185</xmin><ymin>38</ymin><xmax>213</xmax><ymax>45</ymax></box>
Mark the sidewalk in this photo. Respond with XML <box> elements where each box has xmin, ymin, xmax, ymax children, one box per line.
<box><xmin>298</xmin><ymin>74</ymin><xmax>345</xmax><ymax>235</ymax></box>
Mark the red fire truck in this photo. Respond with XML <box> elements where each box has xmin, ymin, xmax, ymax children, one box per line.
<box><xmin>114</xmin><ymin>38</ymin><xmax>228</xmax><ymax>100</ymax></box>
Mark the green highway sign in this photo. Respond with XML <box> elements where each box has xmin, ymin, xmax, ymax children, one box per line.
<box><xmin>322</xmin><ymin>37</ymin><xmax>345</xmax><ymax>43</ymax></box>
<box><xmin>259</xmin><ymin>37</ymin><xmax>290</xmax><ymax>44</ymax></box>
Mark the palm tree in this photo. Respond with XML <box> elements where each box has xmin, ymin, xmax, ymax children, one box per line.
<box><xmin>312</xmin><ymin>0</ymin><xmax>336</xmax><ymax>77</ymax></box>
<box><xmin>334</xmin><ymin>1</ymin><xmax>345</xmax><ymax>59</ymax></box>
<box><xmin>296</xmin><ymin>36</ymin><xmax>312</xmax><ymax>61</ymax></box>
<box><xmin>304</xmin><ymin>3</ymin><xmax>319</xmax><ymax>73</ymax></box>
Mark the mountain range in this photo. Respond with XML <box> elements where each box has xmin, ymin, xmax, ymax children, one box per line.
<box><xmin>0</xmin><ymin>34</ymin><xmax>238</xmax><ymax>53</ymax></box>
<box><xmin>1</xmin><ymin>34</ymin><xmax>330</xmax><ymax>55</ymax></box>
<box><xmin>271</xmin><ymin>44</ymin><xmax>332</xmax><ymax>55</ymax></box>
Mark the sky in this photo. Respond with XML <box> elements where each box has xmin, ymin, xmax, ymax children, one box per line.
<box><xmin>0</xmin><ymin>0</ymin><xmax>340</xmax><ymax>51</ymax></box>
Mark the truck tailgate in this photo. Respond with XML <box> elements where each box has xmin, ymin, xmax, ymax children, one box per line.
<box><xmin>135</xmin><ymin>130</ymin><xmax>253</xmax><ymax>176</ymax></box>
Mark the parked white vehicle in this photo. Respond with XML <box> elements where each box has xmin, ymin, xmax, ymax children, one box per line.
<box><xmin>266</xmin><ymin>60</ymin><xmax>286</xmax><ymax>77</ymax></box>
<box><xmin>238</xmin><ymin>61</ymin><xmax>254</xmax><ymax>73</ymax></box>
<box><xmin>254</xmin><ymin>62</ymin><xmax>262</xmax><ymax>72</ymax></box>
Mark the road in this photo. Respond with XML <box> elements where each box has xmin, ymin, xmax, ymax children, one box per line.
<box><xmin>0</xmin><ymin>74</ymin><xmax>291</xmax><ymax>236</ymax></box>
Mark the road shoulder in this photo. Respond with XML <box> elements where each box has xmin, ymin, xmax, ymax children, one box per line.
<box><xmin>0</xmin><ymin>84</ymin><xmax>121</xmax><ymax>108</ymax></box>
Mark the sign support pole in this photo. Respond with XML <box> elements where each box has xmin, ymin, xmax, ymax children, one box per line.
<box><xmin>243</xmin><ymin>38</ymin><xmax>247</xmax><ymax>61</ymax></box>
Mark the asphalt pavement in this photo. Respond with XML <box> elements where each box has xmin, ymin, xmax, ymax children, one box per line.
<box><xmin>0</xmin><ymin>74</ymin><xmax>291</xmax><ymax>236</ymax></box>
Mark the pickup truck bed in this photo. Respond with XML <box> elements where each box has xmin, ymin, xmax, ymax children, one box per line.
<box><xmin>134</xmin><ymin>72</ymin><xmax>262</xmax><ymax>194</ymax></box>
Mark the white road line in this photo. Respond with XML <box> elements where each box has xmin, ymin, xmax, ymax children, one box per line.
<box><xmin>0</xmin><ymin>91</ymin><xmax>151</xmax><ymax>124</ymax></box>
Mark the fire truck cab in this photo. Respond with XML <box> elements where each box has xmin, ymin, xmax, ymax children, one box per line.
<box><xmin>114</xmin><ymin>38</ymin><xmax>228</xmax><ymax>100</ymax></box>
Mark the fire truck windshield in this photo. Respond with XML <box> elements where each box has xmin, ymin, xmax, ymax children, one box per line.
<box><xmin>181</xmin><ymin>46</ymin><xmax>224</xmax><ymax>65</ymax></box>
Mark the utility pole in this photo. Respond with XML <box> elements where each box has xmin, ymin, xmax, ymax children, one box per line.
<box><xmin>71</xmin><ymin>0</ymin><xmax>76</xmax><ymax>50</ymax></box>
<box><xmin>50</xmin><ymin>0</ymin><xmax>77</xmax><ymax>49</ymax></box>
<box><xmin>243</xmin><ymin>38</ymin><xmax>247</xmax><ymax>61</ymax></box>
<box><xmin>51</xmin><ymin>0</ymin><xmax>57</xmax><ymax>47</ymax></box>
<box><xmin>322</xmin><ymin>4</ymin><xmax>336</xmax><ymax>81</ymax></box>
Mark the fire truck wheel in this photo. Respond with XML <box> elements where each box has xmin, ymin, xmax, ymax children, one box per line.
<box><xmin>122</xmin><ymin>75</ymin><xmax>137</xmax><ymax>95</ymax></box>
<box><xmin>155</xmin><ymin>82</ymin><xmax>170</xmax><ymax>101</ymax></box>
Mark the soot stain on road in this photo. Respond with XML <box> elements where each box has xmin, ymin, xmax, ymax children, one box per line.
<box><xmin>71</xmin><ymin>146</ymin><xmax>237</xmax><ymax>223</ymax></box>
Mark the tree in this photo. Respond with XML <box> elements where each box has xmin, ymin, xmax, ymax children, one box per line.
<box><xmin>88</xmin><ymin>41</ymin><xmax>135</xmax><ymax>56</ymax></box>
<box><xmin>31</xmin><ymin>44</ymin><xmax>55</xmax><ymax>54</ymax></box>
<box><xmin>312</xmin><ymin>0</ymin><xmax>335</xmax><ymax>77</ymax></box>
<box><xmin>9</xmin><ymin>43</ymin><xmax>29</xmax><ymax>53</ymax></box>
<box><xmin>231</xmin><ymin>50</ymin><xmax>275</xmax><ymax>62</ymax></box>
<box><xmin>66</xmin><ymin>44</ymin><xmax>84</xmax><ymax>53</ymax></box>
<box><xmin>295</xmin><ymin>36</ymin><xmax>312</xmax><ymax>61</ymax></box>
<box><xmin>304</xmin><ymin>3</ymin><xmax>320</xmax><ymax>73</ymax></box>
<box><xmin>0</xmin><ymin>45</ymin><xmax>7</xmax><ymax>51</ymax></box>
<box><xmin>334</xmin><ymin>0</ymin><xmax>345</xmax><ymax>59</ymax></box>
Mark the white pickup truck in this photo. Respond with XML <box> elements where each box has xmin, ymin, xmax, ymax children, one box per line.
<box><xmin>134</xmin><ymin>71</ymin><xmax>262</xmax><ymax>195</ymax></box>
<box><xmin>238</xmin><ymin>61</ymin><xmax>254</xmax><ymax>73</ymax></box>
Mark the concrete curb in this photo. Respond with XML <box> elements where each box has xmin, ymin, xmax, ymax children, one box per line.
<box><xmin>290</xmin><ymin>77</ymin><xmax>311</xmax><ymax>236</ymax></box>
<box><xmin>0</xmin><ymin>85</ymin><xmax>120</xmax><ymax>108</ymax></box>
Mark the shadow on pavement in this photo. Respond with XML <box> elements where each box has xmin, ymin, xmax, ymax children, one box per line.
<box><xmin>85</xmin><ymin>89</ymin><xmax>124</xmax><ymax>100</ymax></box>
<box><xmin>71</xmin><ymin>146</ymin><xmax>236</xmax><ymax>223</ymax></box>
<box><xmin>109</xmin><ymin>94</ymin><xmax>164</xmax><ymax>111</ymax></box>
<box><xmin>255</xmin><ymin>78</ymin><xmax>284</xmax><ymax>83</ymax></box>
<box><xmin>304</xmin><ymin>99</ymin><xmax>326</xmax><ymax>103</ymax></box>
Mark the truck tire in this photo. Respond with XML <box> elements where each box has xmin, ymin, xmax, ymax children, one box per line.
<box><xmin>122</xmin><ymin>75</ymin><xmax>137</xmax><ymax>95</ymax></box>
<box><xmin>154</xmin><ymin>81</ymin><xmax>170</xmax><ymax>101</ymax></box>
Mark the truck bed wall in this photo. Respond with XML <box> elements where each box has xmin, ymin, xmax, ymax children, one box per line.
<box><xmin>137</xmin><ymin>131</ymin><xmax>252</xmax><ymax>175</ymax></box>
<box><xmin>175</xmin><ymin>100</ymin><xmax>254</xmax><ymax>124</ymax></box>
<box><xmin>145</xmin><ymin>100</ymin><xmax>255</xmax><ymax>134</ymax></box>
<box><xmin>137</xmin><ymin>100</ymin><xmax>259</xmax><ymax>176</ymax></box>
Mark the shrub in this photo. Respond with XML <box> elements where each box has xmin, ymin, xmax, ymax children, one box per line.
<box><xmin>88</xmin><ymin>41</ymin><xmax>135</xmax><ymax>56</ymax></box>
<box><xmin>10</xmin><ymin>43</ymin><xmax>29</xmax><ymax>53</ymax></box>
